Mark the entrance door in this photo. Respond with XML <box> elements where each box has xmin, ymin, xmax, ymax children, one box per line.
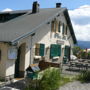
<box><xmin>14</xmin><ymin>47</ymin><xmax>21</xmax><ymax>78</ymax></box>
<box><xmin>14</xmin><ymin>43</ymin><xmax>26</xmax><ymax>78</ymax></box>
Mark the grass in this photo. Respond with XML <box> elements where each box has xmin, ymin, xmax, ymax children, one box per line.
<box><xmin>59</xmin><ymin>74</ymin><xmax>77</xmax><ymax>86</ymax></box>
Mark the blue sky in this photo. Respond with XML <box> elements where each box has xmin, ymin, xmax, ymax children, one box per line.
<box><xmin>0</xmin><ymin>0</ymin><xmax>90</xmax><ymax>10</ymax></box>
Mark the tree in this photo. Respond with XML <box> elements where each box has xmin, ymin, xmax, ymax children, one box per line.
<box><xmin>73</xmin><ymin>46</ymin><xmax>81</xmax><ymax>58</ymax></box>
<box><xmin>87</xmin><ymin>51</ymin><xmax>90</xmax><ymax>59</ymax></box>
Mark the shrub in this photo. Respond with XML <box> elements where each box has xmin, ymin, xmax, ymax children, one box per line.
<box><xmin>25</xmin><ymin>68</ymin><xmax>61</xmax><ymax>90</ymax></box>
<box><xmin>38</xmin><ymin>68</ymin><xmax>61</xmax><ymax>90</ymax></box>
<box><xmin>25</xmin><ymin>68</ymin><xmax>76</xmax><ymax>90</ymax></box>
<box><xmin>78</xmin><ymin>70</ymin><xmax>90</xmax><ymax>83</ymax></box>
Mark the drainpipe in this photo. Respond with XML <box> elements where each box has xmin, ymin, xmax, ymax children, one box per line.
<box><xmin>30</xmin><ymin>33</ymin><xmax>35</xmax><ymax>64</ymax></box>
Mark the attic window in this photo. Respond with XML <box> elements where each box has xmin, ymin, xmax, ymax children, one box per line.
<box><xmin>51</xmin><ymin>19</ymin><xmax>60</xmax><ymax>33</ymax></box>
<box><xmin>55</xmin><ymin>20</ymin><xmax>59</xmax><ymax>33</ymax></box>
<box><xmin>51</xmin><ymin>20</ymin><xmax>55</xmax><ymax>32</ymax></box>
<box><xmin>58</xmin><ymin>21</ymin><xmax>61</xmax><ymax>32</ymax></box>
<box><xmin>65</xmin><ymin>25</ymin><xmax>68</xmax><ymax>35</ymax></box>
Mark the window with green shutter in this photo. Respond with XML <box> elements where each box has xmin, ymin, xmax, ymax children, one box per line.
<box><xmin>57</xmin><ymin>45</ymin><xmax>61</xmax><ymax>56</ymax></box>
<box><xmin>50</xmin><ymin>44</ymin><xmax>61</xmax><ymax>58</ymax></box>
<box><xmin>39</xmin><ymin>44</ymin><xmax>45</xmax><ymax>56</ymax></box>
<box><xmin>35</xmin><ymin>43</ymin><xmax>45</xmax><ymax>56</ymax></box>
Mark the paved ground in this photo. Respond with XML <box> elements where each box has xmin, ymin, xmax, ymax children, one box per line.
<box><xmin>60</xmin><ymin>64</ymin><xmax>90</xmax><ymax>90</ymax></box>
<box><xmin>0</xmin><ymin>79</ymin><xmax>25</xmax><ymax>90</ymax></box>
<box><xmin>59</xmin><ymin>81</ymin><xmax>90</xmax><ymax>90</ymax></box>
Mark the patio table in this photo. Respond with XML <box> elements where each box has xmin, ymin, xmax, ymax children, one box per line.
<box><xmin>69</xmin><ymin>60</ymin><xmax>89</xmax><ymax>70</ymax></box>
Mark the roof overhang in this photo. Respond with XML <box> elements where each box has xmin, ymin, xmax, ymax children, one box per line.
<box><xmin>63</xmin><ymin>9</ymin><xmax>77</xmax><ymax>44</ymax></box>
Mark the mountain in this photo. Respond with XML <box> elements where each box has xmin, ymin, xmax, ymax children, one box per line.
<box><xmin>77</xmin><ymin>41</ymin><xmax>90</xmax><ymax>49</ymax></box>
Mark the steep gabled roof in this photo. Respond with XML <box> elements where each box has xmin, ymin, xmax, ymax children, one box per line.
<box><xmin>0</xmin><ymin>8</ymin><xmax>77</xmax><ymax>44</ymax></box>
<box><xmin>63</xmin><ymin>9</ymin><xmax>77</xmax><ymax>44</ymax></box>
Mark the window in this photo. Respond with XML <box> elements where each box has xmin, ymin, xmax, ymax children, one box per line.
<box><xmin>50</xmin><ymin>44</ymin><xmax>61</xmax><ymax>58</ymax></box>
<box><xmin>55</xmin><ymin>20</ymin><xmax>59</xmax><ymax>33</ymax></box>
<box><xmin>35</xmin><ymin>43</ymin><xmax>45</xmax><ymax>56</ymax></box>
<box><xmin>51</xmin><ymin>20</ymin><xmax>55</xmax><ymax>32</ymax></box>
<box><xmin>62</xmin><ymin>23</ymin><xmax>64</xmax><ymax>35</ymax></box>
<box><xmin>65</xmin><ymin>25</ymin><xmax>68</xmax><ymax>35</ymax></box>
<box><xmin>51</xmin><ymin>19</ymin><xmax>60</xmax><ymax>33</ymax></box>
<box><xmin>35</xmin><ymin>43</ymin><xmax>40</xmax><ymax>56</ymax></box>
<box><xmin>64</xmin><ymin>25</ymin><xmax>68</xmax><ymax>35</ymax></box>
<box><xmin>62</xmin><ymin>23</ymin><xmax>68</xmax><ymax>35</ymax></box>
<box><xmin>58</xmin><ymin>21</ymin><xmax>61</xmax><ymax>32</ymax></box>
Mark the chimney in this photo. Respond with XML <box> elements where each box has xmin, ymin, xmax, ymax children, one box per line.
<box><xmin>32</xmin><ymin>1</ymin><xmax>40</xmax><ymax>13</ymax></box>
<box><xmin>56</xmin><ymin>3</ymin><xmax>61</xmax><ymax>8</ymax></box>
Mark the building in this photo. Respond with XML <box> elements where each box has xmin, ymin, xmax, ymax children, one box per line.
<box><xmin>0</xmin><ymin>2</ymin><xmax>77</xmax><ymax>79</ymax></box>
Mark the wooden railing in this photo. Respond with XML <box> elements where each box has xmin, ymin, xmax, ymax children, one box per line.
<box><xmin>39</xmin><ymin>60</ymin><xmax>60</xmax><ymax>70</ymax></box>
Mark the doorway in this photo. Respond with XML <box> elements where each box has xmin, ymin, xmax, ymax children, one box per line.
<box><xmin>14</xmin><ymin>43</ymin><xmax>26</xmax><ymax>78</ymax></box>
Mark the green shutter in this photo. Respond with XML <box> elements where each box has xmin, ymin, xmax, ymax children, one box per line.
<box><xmin>39</xmin><ymin>44</ymin><xmax>45</xmax><ymax>56</ymax></box>
<box><xmin>50</xmin><ymin>44</ymin><xmax>61</xmax><ymax>58</ymax></box>
<box><xmin>64</xmin><ymin>46</ymin><xmax>70</xmax><ymax>59</ymax></box>
<box><xmin>57</xmin><ymin>45</ymin><xmax>61</xmax><ymax>56</ymax></box>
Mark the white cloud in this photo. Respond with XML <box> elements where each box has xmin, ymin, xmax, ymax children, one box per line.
<box><xmin>69</xmin><ymin>5</ymin><xmax>90</xmax><ymax>41</ymax></box>
<box><xmin>1</xmin><ymin>8</ymin><xmax>13</xmax><ymax>12</ymax></box>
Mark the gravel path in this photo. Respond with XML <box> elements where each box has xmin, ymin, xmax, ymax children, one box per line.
<box><xmin>59</xmin><ymin>81</ymin><xmax>90</xmax><ymax>90</ymax></box>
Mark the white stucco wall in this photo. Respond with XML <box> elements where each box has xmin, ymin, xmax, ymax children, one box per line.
<box><xmin>0</xmin><ymin>43</ymin><xmax>16</xmax><ymax>77</ymax></box>
<box><xmin>0</xmin><ymin>43</ymin><xmax>7</xmax><ymax>77</ymax></box>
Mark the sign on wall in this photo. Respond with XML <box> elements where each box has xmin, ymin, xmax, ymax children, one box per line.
<box><xmin>56</xmin><ymin>40</ymin><xmax>64</xmax><ymax>45</ymax></box>
<box><xmin>8</xmin><ymin>47</ymin><xmax>17</xmax><ymax>60</ymax></box>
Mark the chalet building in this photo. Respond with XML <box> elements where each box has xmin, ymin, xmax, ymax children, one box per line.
<box><xmin>0</xmin><ymin>2</ymin><xmax>77</xmax><ymax>79</ymax></box>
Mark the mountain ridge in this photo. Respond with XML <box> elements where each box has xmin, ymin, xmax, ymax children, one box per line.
<box><xmin>77</xmin><ymin>40</ymin><xmax>90</xmax><ymax>49</ymax></box>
